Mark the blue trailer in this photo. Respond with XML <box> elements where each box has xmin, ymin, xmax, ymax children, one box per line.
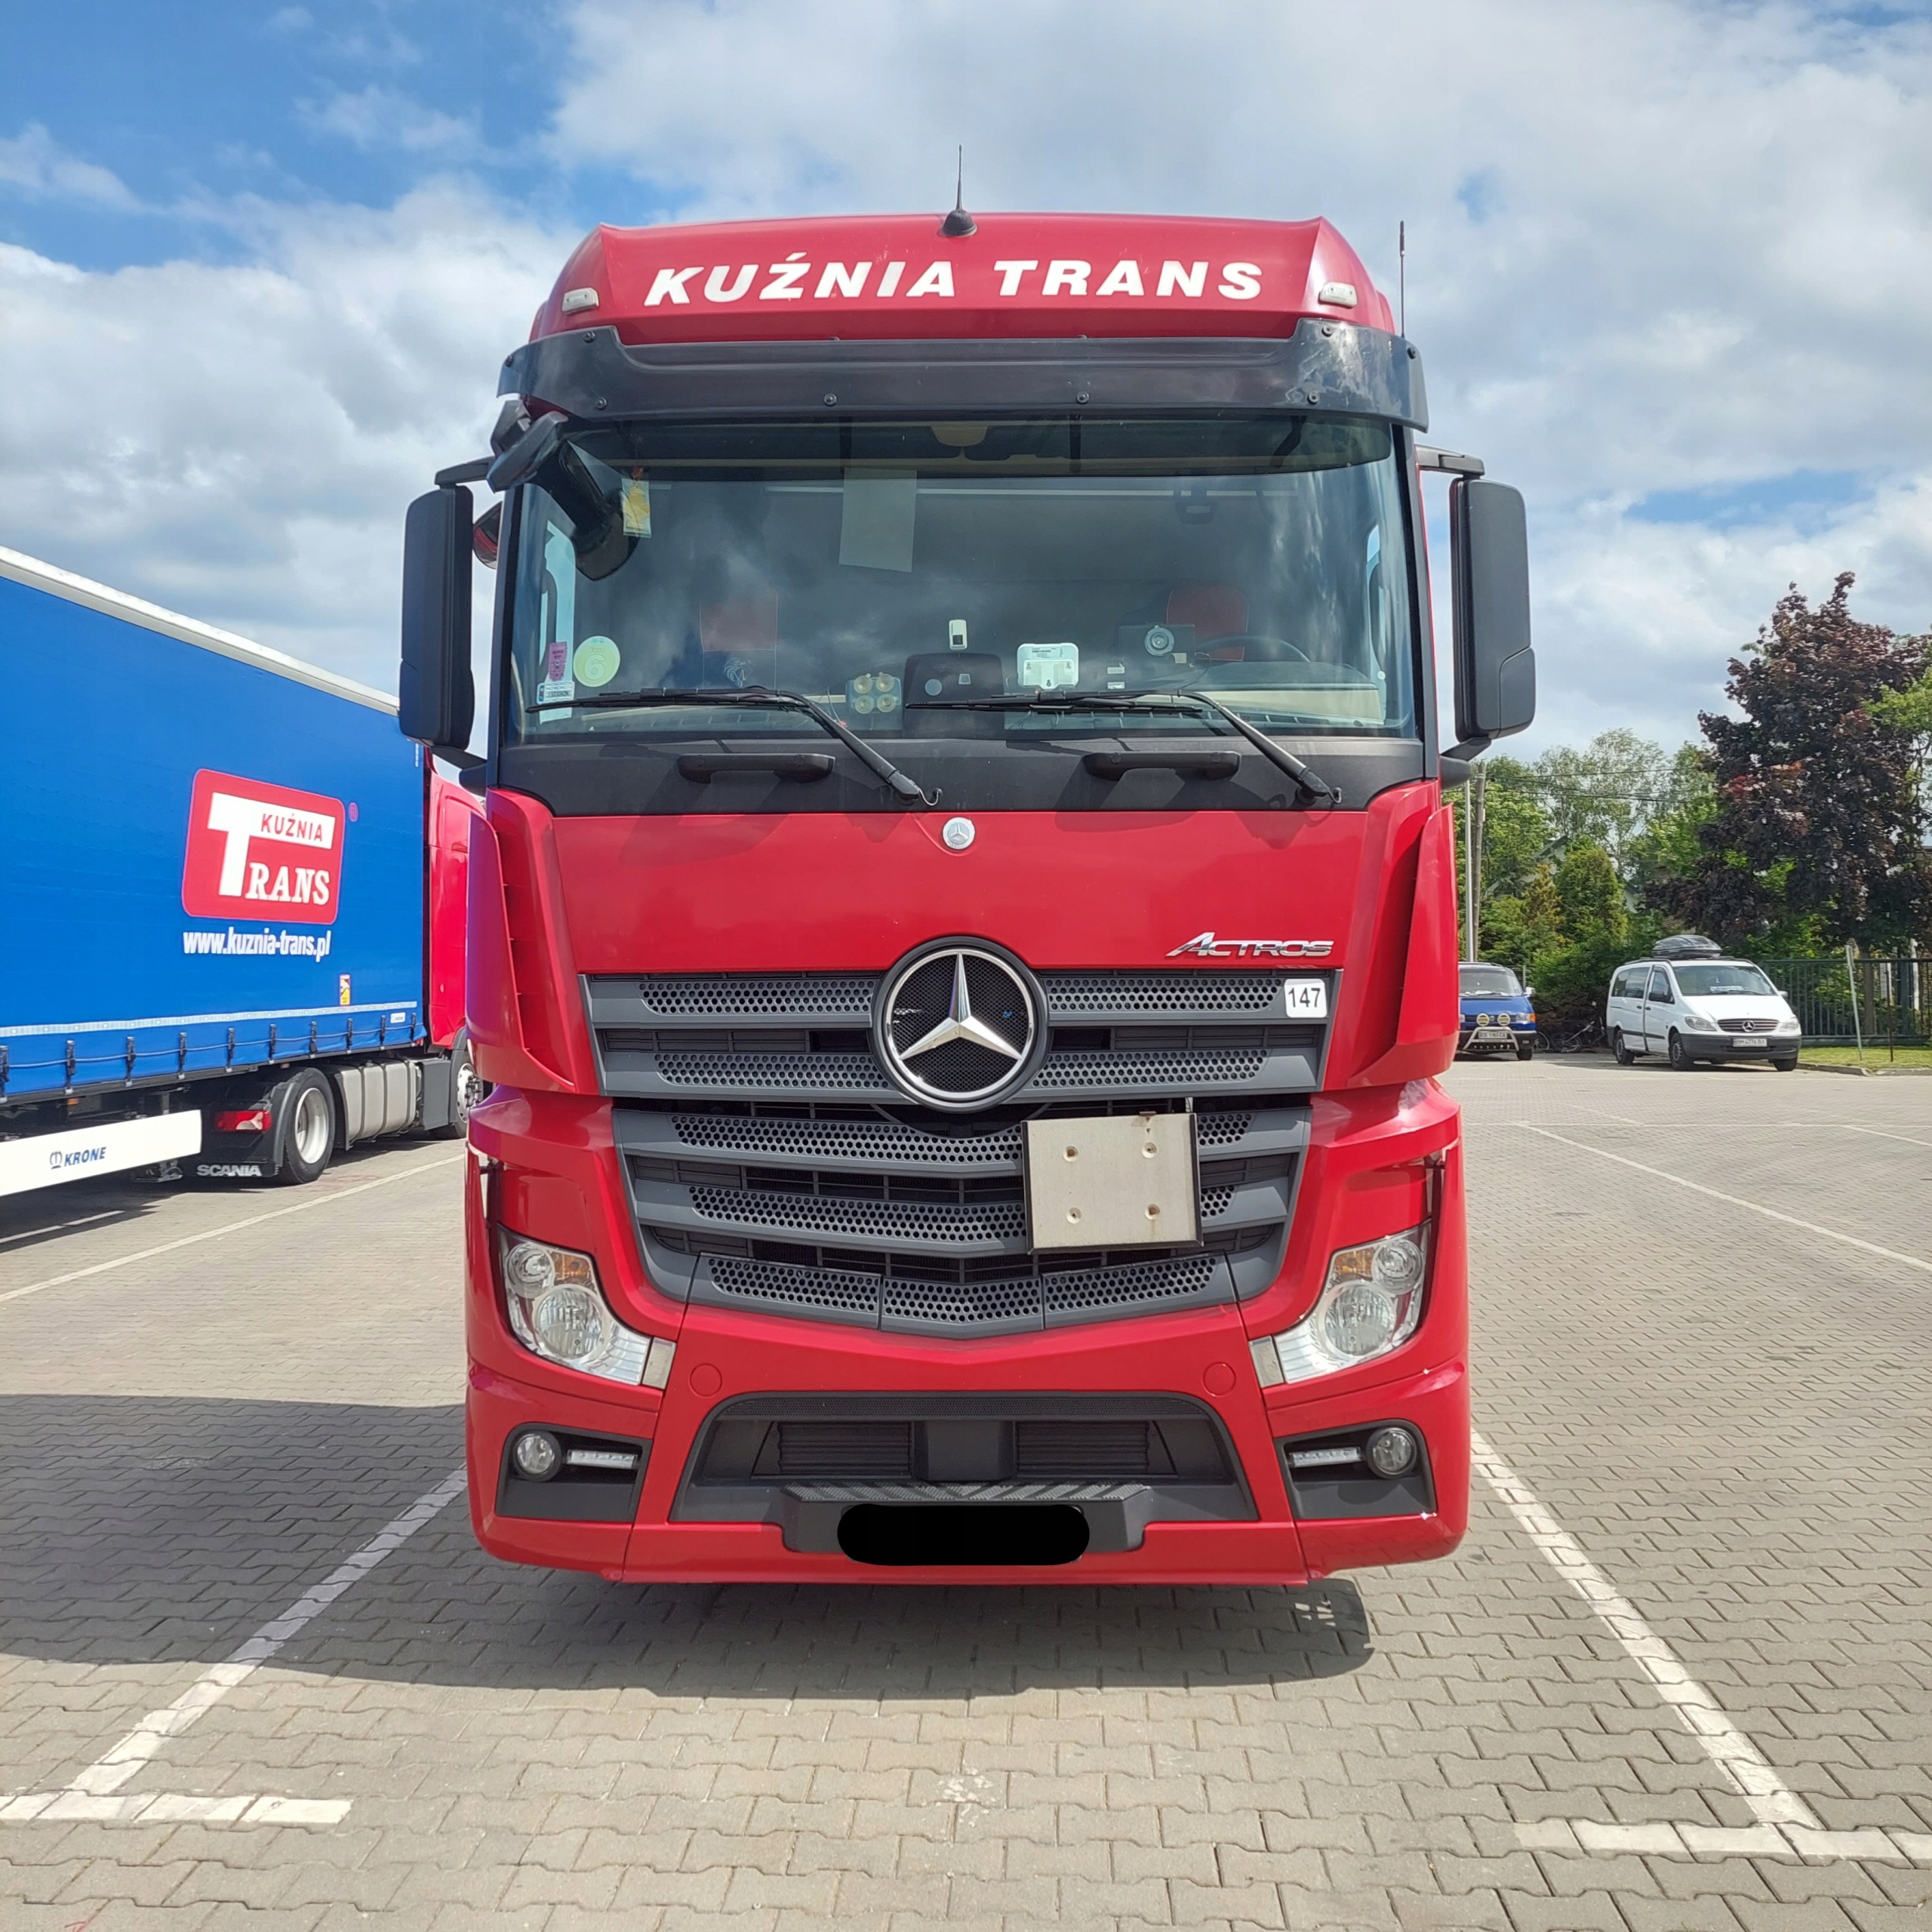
<box><xmin>0</xmin><ymin>546</ymin><xmax>468</xmax><ymax>1195</ymax></box>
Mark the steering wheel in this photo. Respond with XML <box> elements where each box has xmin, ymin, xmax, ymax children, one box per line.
<box><xmin>1196</xmin><ymin>633</ymin><xmax>1312</xmax><ymax>664</ymax></box>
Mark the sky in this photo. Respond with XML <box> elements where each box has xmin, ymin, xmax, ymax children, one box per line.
<box><xmin>4</xmin><ymin>0</ymin><xmax>1930</xmax><ymax>753</ymax></box>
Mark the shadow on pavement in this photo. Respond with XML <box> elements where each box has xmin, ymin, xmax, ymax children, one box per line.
<box><xmin>0</xmin><ymin>1393</ymin><xmax>1372</xmax><ymax>1699</ymax></box>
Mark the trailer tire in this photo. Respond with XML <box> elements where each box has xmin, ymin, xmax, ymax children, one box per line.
<box><xmin>272</xmin><ymin>1069</ymin><xmax>337</xmax><ymax>1185</ymax></box>
<box><xmin>429</xmin><ymin>1031</ymin><xmax>488</xmax><ymax>1140</ymax></box>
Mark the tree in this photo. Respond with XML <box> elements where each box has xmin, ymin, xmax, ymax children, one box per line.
<box><xmin>1669</xmin><ymin>575</ymin><xmax>1931</xmax><ymax>947</ymax></box>
<box><xmin>1553</xmin><ymin>841</ymin><xmax>1626</xmax><ymax>946</ymax></box>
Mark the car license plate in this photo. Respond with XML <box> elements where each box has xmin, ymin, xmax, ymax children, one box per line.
<box><xmin>1025</xmin><ymin>1112</ymin><xmax>1198</xmax><ymax>1250</ymax></box>
<box><xmin>1734</xmin><ymin>1037</ymin><xmax>1767</xmax><ymax>1049</ymax></box>
<box><xmin>1472</xmin><ymin>1027</ymin><xmax>1512</xmax><ymax>1044</ymax></box>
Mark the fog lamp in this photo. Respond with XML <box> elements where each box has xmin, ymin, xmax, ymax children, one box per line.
<box><xmin>512</xmin><ymin>1429</ymin><xmax>561</xmax><ymax>1481</ymax></box>
<box><xmin>1364</xmin><ymin>1426</ymin><xmax>1419</xmax><ymax>1478</ymax></box>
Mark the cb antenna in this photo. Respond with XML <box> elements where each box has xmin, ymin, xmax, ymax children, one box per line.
<box><xmin>940</xmin><ymin>146</ymin><xmax>977</xmax><ymax>237</ymax></box>
<box><xmin>1398</xmin><ymin>220</ymin><xmax>1406</xmax><ymax>337</ymax></box>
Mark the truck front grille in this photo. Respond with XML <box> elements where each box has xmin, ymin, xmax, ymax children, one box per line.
<box><xmin>592</xmin><ymin>966</ymin><xmax>1321</xmax><ymax>1337</ymax></box>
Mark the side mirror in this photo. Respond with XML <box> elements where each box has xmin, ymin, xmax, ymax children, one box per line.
<box><xmin>1524</xmin><ymin>984</ymin><xmax>1535</xmax><ymax>998</ymax></box>
<box><xmin>399</xmin><ymin>485</ymin><xmax>475</xmax><ymax>754</ymax></box>
<box><xmin>1449</xmin><ymin>477</ymin><xmax>1535</xmax><ymax>755</ymax></box>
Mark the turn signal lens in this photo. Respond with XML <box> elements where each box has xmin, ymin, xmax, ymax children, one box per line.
<box><xmin>1250</xmin><ymin>1223</ymin><xmax>1430</xmax><ymax>1389</ymax></box>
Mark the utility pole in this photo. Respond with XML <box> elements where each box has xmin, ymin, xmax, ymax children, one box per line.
<box><xmin>1461</xmin><ymin>764</ymin><xmax>1485</xmax><ymax>961</ymax></box>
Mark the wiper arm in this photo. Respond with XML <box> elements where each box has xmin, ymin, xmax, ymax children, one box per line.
<box><xmin>912</xmin><ymin>692</ymin><xmax>1337</xmax><ymax>804</ymax></box>
<box><xmin>527</xmin><ymin>688</ymin><xmax>938</xmax><ymax>806</ymax></box>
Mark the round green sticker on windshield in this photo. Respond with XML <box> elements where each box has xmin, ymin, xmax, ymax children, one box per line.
<box><xmin>573</xmin><ymin>636</ymin><xmax>621</xmax><ymax>688</ymax></box>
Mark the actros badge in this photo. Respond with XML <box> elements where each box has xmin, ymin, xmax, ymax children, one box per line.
<box><xmin>1168</xmin><ymin>932</ymin><xmax>1334</xmax><ymax>959</ymax></box>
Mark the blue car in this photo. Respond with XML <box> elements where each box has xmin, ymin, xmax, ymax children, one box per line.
<box><xmin>1458</xmin><ymin>962</ymin><xmax>1537</xmax><ymax>1060</ymax></box>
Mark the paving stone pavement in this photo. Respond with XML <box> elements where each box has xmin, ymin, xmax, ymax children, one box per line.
<box><xmin>0</xmin><ymin>1059</ymin><xmax>1926</xmax><ymax>1930</ymax></box>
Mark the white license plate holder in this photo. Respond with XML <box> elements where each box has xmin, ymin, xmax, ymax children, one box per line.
<box><xmin>1025</xmin><ymin>1112</ymin><xmax>1198</xmax><ymax>1250</ymax></box>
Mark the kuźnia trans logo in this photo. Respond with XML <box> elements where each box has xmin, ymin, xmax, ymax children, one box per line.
<box><xmin>180</xmin><ymin>771</ymin><xmax>345</xmax><ymax>926</ymax></box>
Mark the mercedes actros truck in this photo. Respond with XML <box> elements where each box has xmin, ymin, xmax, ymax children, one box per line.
<box><xmin>400</xmin><ymin>208</ymin><xmax>1534</xmax><ymax>1583</ymax></box>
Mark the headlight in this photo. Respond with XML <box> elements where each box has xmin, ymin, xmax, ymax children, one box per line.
<box><xmin>1681</xmin><ymin>1009</ymin><xmax>1720</xmax><ymax>1032</ymax></box>
<box><xmin>497</xmin><ymin>1232</ymin><xmax>675</xmax><ymax>1388</ymax></box>
<box><xmin>1250</xmin><ymin>1224</ymin><xmax>1429</xmax><ymax>1388</ymax></box>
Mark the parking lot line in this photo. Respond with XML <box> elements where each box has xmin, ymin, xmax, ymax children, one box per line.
<box><xmin>1470</xmin><ymin>1428</ymin><xmax>1820</xmax><ymax>1830</ymax></box>
<box><xmin>1</xmin><ymin>1465</ymin><xmax>465</xmax><ymax>1829</ymax></box>
<box><xmin>1511</xmin><ymin>1123</ymin><xmax>1932</xmax><ymax>1273</ymax></box>
<box><xmin>1473</xmin><ymin>1429</ymin><xmax>1932</xmax><ymax>1865</ymax></box>
<box><xmin>0</xmin><ymin>1153</ymin><xmax>464</xmax><ymax>1306</ymax></box>
<box><xmin>1843</xmin><ymin>1123</ymin><xmax>1932</xmax><ymax>1151</ymax></box>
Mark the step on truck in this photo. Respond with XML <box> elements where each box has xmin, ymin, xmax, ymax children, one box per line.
<box><xmin>0</xmin><ymin>547</ymin><xmax>481</xmax><ymax>1196</ymax></box>
<box><xmin>401</xmin><ymin>208</ymin><xmax>1534</xmax><ymax>1584</ymax></box>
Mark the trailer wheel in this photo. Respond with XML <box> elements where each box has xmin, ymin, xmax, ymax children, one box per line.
<box><xmin>429</xmin><ymin>1030</ymin><xmax>488</xmax><ymax>1140</ymax></box>
<box><xmin>272</xmin><ymin>1069</ymin><xmax>337</xmax><ymax>1185</ymax></box>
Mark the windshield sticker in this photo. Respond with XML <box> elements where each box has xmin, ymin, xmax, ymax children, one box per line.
<box><xmin>1017</xmin><ymin>642</ymin><xmax>1080</xmax><ymax>691</ymax></box>
<box><xmin>621</xmin><ymin>475</ymin><xmax>651</xmax><ymax>537</ymax></box>
<box><xmin>574</xmin><ymin>636</ymin><xmax>621</xmax><ymax>688</ymax></box>
<box><xmin>537</xmin><ymin>638</ymin><xmax>576</xmax><ymax>708</ymax></box>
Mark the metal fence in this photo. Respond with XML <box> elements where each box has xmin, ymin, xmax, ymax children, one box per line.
<box><xmin>1763</xmin><ymin>956</ymin><xmax>1931</xmax><ymax>1048</ymax></box>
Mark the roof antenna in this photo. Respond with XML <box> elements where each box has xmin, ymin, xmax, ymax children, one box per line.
<box><xmin>1398</xmin><ymin>220</ymin><xmax>1407</xmax><ymax>337</ymax></box>
<box><xmin>940</xmin><ymin>146</ymin><xmax>976</xmax><ymax>237</ymax></box>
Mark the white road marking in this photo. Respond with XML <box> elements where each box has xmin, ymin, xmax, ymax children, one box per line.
<box><xmin>1509</xmin><ymin>1124</ymin><xmax>1931</xmax><ymax>1275</ymax></box>
<box><xmin>1470</xmin><ymin>1429</ymin><xmax>1820</xmax><ymax>1831</ymax></box>
<box><xmin>0</xmin><ymin>1155</ymin><xmax>464</xmax><ymax>1306</ymax></box>
<box><xmin>2</xmin><ymin>1466</ymin><xmax>466</xmax><ymax>1829</ymax></box>
<box><xmin>1515</xmin><ymin>1817</ymin><xmax>1932</xmax><ymax>1863</ymax></box>
<box><xmin>1843</xmin><ymin>1124</ymin><xmax>1932</xmax><ymax>1152</ymax></box>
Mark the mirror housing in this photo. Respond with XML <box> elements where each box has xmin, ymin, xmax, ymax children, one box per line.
<box><xmin>1448</xmin><ymin>477</ymin><xmax>1535</xmax><ymax>758</ymax></box>
<box><xmin>398</xmin><ymin>485</ymin><xmax>475</xmax><ymax>755</ymax></box>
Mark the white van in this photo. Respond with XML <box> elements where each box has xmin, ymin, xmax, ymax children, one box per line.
<box><xmin>1605</xmin><ymin>937</ymin><xmax>1801</xmax><ymax>1071</ymax></box>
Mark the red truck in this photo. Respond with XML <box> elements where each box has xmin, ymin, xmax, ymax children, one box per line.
<box><xmin>399</xmin><ymin>208</ymin><xmax>1534</xmax><ymax>1583</ymax></box>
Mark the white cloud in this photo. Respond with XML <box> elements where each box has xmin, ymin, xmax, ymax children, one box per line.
<box><xmin>0</xmin><ymin>124</ymin><xmax>139</xmax><ymax>210</ymax></box>
<box><xmin>300</xmin><ymin>85</ymin><xmax>480</xmax><ymax>156</ymax></box>
<box><xmin>0</xmin><ymin>185</ymin><xmax>570</xmax><ymax>690</ymax></box>
<box><xmin>550</xmin><ymin>0</ymin><xmax>1932</xmax><ymax>749</ymax></box>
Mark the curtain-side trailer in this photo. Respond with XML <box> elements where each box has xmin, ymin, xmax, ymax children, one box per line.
<box><xmin>0</xmin><ymin>546</ymin><xmax>478</xmax><ymax>1195</ymax></box>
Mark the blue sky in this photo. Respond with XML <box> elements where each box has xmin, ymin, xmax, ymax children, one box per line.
<box><xmin>3</xmin><ymin>0</ymin><xmax>1930</xmax><ymax>749</ymax></box>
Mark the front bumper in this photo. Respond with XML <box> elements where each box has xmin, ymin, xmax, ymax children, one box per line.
<box><xmin>463</xmin><ymin>1082</ymin><xmax>1469</xmax><ymax>1585</ymax></box>
<box><xmin>1681</xmin><ymin>1032</ymin><xmax>1796</xmax><ymax>1057</ymax></box>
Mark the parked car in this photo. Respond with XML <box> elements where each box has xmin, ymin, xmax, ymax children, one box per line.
<box><xmin>1458</xmin><ymin>962</ymin><xmax>1537</xmax><ymax>1060</ymax></box>
<box><xmin>1604</xmin><ymin>935</ymin><xmax>1801</xmax><ymax>1070</ymax></box>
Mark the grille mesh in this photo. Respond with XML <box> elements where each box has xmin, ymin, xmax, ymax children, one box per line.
<box><xmin>640</xmin><ymin>974</ymin><xmax>875</xmax><ymax>1017</ymax></box>
<box><xmin>707</xmin><ymin>1255</ymin><xmax>880</xmax><ymax>1314</ymax></box>
<box><xmin>673</xmin><ymin>1114</ymin><xmax>1024</xmax><ymax>1166</ymax></box>
<box><xmin>1044</xmin><ymin>1253</ymin><xmax>1220</xmax><ymax>1312</ymax></box>
<box><xmin>657</xmin><ymin>1051</ymin><xmax>881</xmax><ymax>1090</ymax></box>
<box><xmin>1044</xmin><ymin>971</ymin><xmax>1284</xmax><ymax>1014</ymax></box>
<box><xmin>690</xmin><ymin>1186</ymin><xmax>1027</xmax><ymax>1244</ymax></box>
<box><xmin>1194</xmin><ymin>1112</ymin><xmax>1254</xmax><ymax>1147</ymax></box>
<box><xmin>699</xmin><ymin>1250</ymin><xmax>1229</xmax><ymax>1329</ymax></box>
<box><xmin>881</xmin><ymin>1276</ymin><xmax>1043</xmax><ymax>1328</ymax></box>
<box><xmin>1033</xmin><ymin>1050</ymin><xmax>1267</xmax><ymax>1088</ymax></box>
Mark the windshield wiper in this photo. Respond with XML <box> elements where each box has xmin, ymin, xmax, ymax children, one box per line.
<box><xmin>526</xmin><ymin>688</ymin><xmax>938</xmax><ymax>806</ymax></box>
<box><xmin>912</xmin><ymin>692</ymin><xmax>1337</xmax><ymax>804</ymax></box>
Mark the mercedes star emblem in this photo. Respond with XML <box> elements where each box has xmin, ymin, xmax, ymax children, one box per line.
<box><xmin>874</xmin><ymin>940</ymin><xmax>1042</xmax><ymax>1109</ymax></box>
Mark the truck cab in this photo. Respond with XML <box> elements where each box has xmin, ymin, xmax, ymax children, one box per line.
<box><xmin>400</xmin><ymin>210</ymin><xmax>1534</xmax><ymax>1585</ymax></box>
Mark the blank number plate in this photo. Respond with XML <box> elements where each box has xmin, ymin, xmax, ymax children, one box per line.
<box><xmin>1025</xmin><ymin>1112</ymin><xmax>1198</xmax><ymax>1251</ymax></box>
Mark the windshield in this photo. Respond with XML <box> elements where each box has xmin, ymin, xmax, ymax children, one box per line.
<box><xmin>1460</xmin><ymin>966</ymin><xmax>1521</xmax><ymax>998</ymax></box>
<box><xmin>1674</xmin><ymin>963</ymin><xmax>1777</xmax><ymax>998</ymax></box>
<box><xmin>500</xmin><ymin>414</ymin><xmax>1416</xmax><ymax>749</ymax></box>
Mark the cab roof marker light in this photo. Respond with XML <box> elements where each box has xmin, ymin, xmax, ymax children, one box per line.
<box><xmin>1317</xmin><ymin>281</ymin><xmax>1358</xmax><ymax>306</ymax></box>
<box><xmin>560</xmin><ymin>288</ymin><xmax>600</xmax><ymax>314</ymax></box>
